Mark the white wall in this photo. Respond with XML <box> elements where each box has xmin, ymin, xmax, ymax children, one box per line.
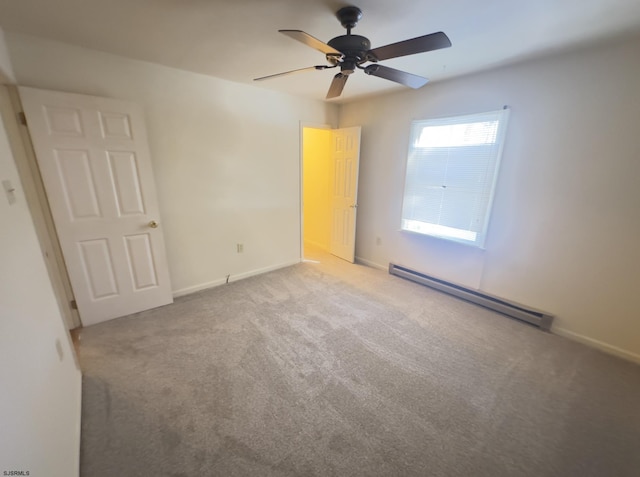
<box><xmin>0</xmin><ymin>87</ymin><xmax>81</xmax><ymax>476</ymax></box>
<box><xmin>5</xmin><ymin>32</ymin><xmax>339</xmax><ymax>296</ymax></box>
<box><xmin>340</xmin><ymin>33</ymin><xmax>640</xmax><ymax>362</ymax></box>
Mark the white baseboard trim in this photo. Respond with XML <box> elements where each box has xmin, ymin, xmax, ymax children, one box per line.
<box><xmin>173</xmin><ymin>278</ymin><xmax>227</xmax><ymax>297</ymax></box>
<box><xmin>552</xmin><ymin>326</ymin><xmax>640</xmax><ymax>365</ymax></box>
<box><xmin>172</xmin><ymin>259</ymin><xmax>301</xmax><ymax>298</ymax></box>
<box><xmin>355</xmin><ymin>256</ymin><xmax>387</xmax><ymax>271</ymax></box>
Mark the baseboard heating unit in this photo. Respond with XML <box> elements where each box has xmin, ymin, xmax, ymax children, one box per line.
<box><xmin>388</xmin><ymin>263</ymin><xmax>554</xmax><ymax>331</ymax></box>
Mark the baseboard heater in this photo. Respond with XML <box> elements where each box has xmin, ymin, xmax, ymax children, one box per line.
<box><xmin>388</xmin><ymin>263</ymin><xmax>554</xmax><ymax>331</ymax></box>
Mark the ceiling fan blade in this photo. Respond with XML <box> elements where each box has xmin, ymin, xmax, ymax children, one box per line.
<box><xmin>326</xmin><ymin>73</ymin><xmax>349</xmax><ymax>99</ymax></box>
<box><xmin>279</xmin><ymin>30</ymin><xmax>343</xmax><ymax>57</ymax></box>
<box><xmin>368</xmin><ymin>32</ymin><xmax>451</xmax><ymax>61</ymax></box>
<box><xmin>254</xmin><ymin>65</ymin><xmax>332</xmax><ymax>81</ymax></box>
<box><xmin>364</xmin><ymin>64</ymin><xmax>428</xmax><ymax>89</ymax></box>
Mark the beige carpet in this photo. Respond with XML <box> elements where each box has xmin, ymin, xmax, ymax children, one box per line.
<box><xmin>77</xmin><ymin>249</ymin><xmax>640</xmax><ymax>476</ymax></box>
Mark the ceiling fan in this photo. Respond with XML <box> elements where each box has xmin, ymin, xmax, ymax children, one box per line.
<box><xmin>254</xmin><ymin>6</ymin><xmax>452</xmax><ymax>99</ymax></box>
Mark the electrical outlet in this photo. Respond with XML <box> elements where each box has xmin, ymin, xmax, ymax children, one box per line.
<box><xmin>237</xmin><ymin>243</ymin><xmax>244</xmax><ymax>253</ymax></box>
<box><xmin>376</xmin><ymin>237</ymin><xmax>382</xmax><ymax>246</ymax></box>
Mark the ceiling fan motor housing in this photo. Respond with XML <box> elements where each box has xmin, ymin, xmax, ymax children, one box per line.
<box><xmin>327</xmin><ymin>34</ymin><xmax>371</xmax><ymax>72</ymax></box>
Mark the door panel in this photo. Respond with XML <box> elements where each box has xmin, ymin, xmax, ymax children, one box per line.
<box><xmin>20</xmin><ymin>86</ymin><xmax>173</xmax><ymax>326</ymax></box>
<box><xmin>79</xmin><ymin>239</ymin><xmax>119</xmax><ymax>299</ymax></box>
<box><xmin>329</xmin><ymin>126</ymin><xmax>361</xmax><ymax>262</ymax></box>
<box><xmin>99</xmin><ymin>111</ymin><xmax>133</xmax><ymax>139</ymax></box>
<box><xmin>55</xmin><ymin>148</ymin><xmax>102</xmax><ymax>219</ymax></box>
<box><xmin>44</xmin><ymin>105</ymin><xmax>84</xmax><ymax>136</ymax></box>
<box><xmin>107</xmin><ymin>151</ymin><xmax>146</xmax><ymax>216</ymax></box>
<box><xmin>124</xmin><ymin>233</ymin><xmax>159</xmax><ymax>290</ymax></box>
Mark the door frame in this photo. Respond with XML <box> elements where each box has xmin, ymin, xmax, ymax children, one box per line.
<box><xmin>299</xmin><ymin>121</ymin><xmax>332</xmax><ymax>261</ymax></box>
<box><xmin>2</xmin><ymin>85</ymin><xmax>81</xmax><ymax>329</ymax></box>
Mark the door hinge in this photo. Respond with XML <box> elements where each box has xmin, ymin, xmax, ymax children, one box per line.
<box><xmin>70</xmin><ymin>299</ymin><xmax>78</xmax><ymax>310</ymax></box>
<box><xmin>17</xmin><ymin>111</ymin><xmax>27</xmax><ymax>126</ymax></box>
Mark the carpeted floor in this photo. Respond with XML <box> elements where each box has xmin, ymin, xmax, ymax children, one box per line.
<box><xmin>77</xmin><ymin>249</ymin><xmax>640</xmax><ymax>476</ymax></box>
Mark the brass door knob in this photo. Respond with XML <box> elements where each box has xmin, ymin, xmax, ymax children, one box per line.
<box><xmin>148</xmin><ymin>220</ymin><xmax>159</xmax><ymax>228</ymax></box>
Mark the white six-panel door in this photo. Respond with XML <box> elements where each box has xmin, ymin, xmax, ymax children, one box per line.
<box><xmin>19</xmin><ymin>87</ymin><xmax>173</xmax><ymax>326</ymax></box>
<box><xmin>329</xmin><ymin>127</ymin><xmax>361</xmax><ymax>263</ymax></box>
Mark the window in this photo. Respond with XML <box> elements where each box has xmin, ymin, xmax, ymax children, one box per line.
<box><xmin>401</xmin><ymin>108</ymin><xmax>510</xmax><ymax>248</ymax></box>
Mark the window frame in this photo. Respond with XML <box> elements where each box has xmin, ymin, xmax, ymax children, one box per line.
<box><xmin>400</xmin><ymin>108</ymin><xmax>510</xmax><ymax>249</ymax></box>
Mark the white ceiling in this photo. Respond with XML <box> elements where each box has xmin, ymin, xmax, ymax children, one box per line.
<box><xmin>1</xmin><ymin>0</ymin><xmax>640</xmax><ymax>103</ymax></box>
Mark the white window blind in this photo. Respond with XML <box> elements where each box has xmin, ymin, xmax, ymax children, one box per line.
<box><xmin>401</xmin><ymin>108</ymin><xmax>510</xmax><ymax>247</ymax></box>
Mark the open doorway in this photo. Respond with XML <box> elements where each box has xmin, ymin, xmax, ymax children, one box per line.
<box><xmin>302</xmin><ymin>126</ymin><xmax>332</xmax><ymax>260</ymax></box>
<box><xmin>301</xmin><ymin>125</ymin><xmax>361</xmax><ymax>263</ymax></box>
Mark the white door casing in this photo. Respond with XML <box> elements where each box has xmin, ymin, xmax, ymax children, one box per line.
<box><xmin>19</xmin><ymin>87</ymin><xmax>173</xmax><ymax>326</ymax></box>
<box><xmin>329</xmin><ymin>126</ymin><xmax>361</xmax><ymax>262</ymax></box>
